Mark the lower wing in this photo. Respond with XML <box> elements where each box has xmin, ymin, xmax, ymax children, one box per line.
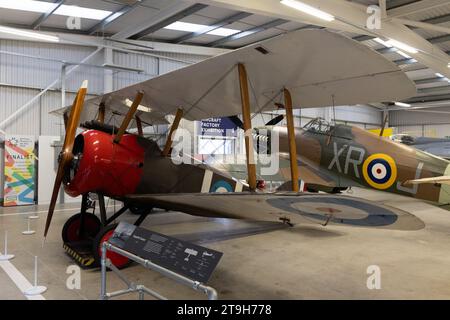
<box><xmin>125</xmin><ymin>192</ymin><xmax>424</xmax><ymax>231</ymax></box>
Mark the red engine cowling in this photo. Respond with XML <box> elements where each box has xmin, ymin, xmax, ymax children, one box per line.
<box><xmin>64</xmin><ymin>130</ymin><xmax>145</xmax><ymax>197</ymax></box>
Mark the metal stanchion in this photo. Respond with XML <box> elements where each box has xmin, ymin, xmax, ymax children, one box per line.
<box><xmin>24</xmin><ymin>256</ymin><xmax>47</xmax><ymax>296</ymax></box>
<box><xmin>22</xmin><ymin>217</ymin><xmax>35</xmax><ymax>235</ymax></box>
<box><xmin>29</xmin><ymin>213</ymin><xmax>39</xmax><ymax>219</ymax></box>
<box><xmin>0</xmin><ymin>231</ymin><xmax>15</xmax><ymax>261</ymax></box>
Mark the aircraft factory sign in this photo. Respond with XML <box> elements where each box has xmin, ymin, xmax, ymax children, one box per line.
<box><xmin>198</xmin><ymin>117</ymin><xmax>238</xmax><ymax>137</ymax></box>
<box><xmin>3</xmin><ymin>135</ymin><xmax>35</xmax><ymax>206</ymax></box>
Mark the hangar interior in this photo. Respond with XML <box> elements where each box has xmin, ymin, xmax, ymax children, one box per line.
<box><xmin>1</xmin><ymin>0</ymin><xmax>450</xmax><ymax>300</ymax></box>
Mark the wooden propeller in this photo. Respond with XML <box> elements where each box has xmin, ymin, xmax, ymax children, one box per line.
<box><xmin>44</xmin><ymin>81</ymin><xmax>88</xmax><ymax>238</ymax></box>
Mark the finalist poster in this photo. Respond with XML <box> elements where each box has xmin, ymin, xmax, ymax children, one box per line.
<box><xmin>3</xmin><ymin>135</ymin><xmax>35</xmax><ymax>206</ymax></box>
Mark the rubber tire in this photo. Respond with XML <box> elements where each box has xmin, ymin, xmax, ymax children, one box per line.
<box><xmin>92</xmin><ymin>224</ymin><xmax>130</xmax><ymax>269</ymax></box>
<box><xmin>62</xmin><ymin>213</ymin><xmax>102</xmax><ymax>243</ymax></box>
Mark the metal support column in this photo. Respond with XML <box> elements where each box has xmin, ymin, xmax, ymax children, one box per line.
<box><xmin>238</xmin><ymin>63</ymin><xmax>256</xmax><ymax>191</ymax></box>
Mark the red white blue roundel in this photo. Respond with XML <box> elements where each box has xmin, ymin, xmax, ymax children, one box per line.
<box><xmin>362</xmin><ymin>154</ymin><xmax>397</xmax><ymax>190</ymax></box>
<box><xmin>210</xmin><ymin>180</ymin><xmax>233</xmax><ymax>193</ymax></box>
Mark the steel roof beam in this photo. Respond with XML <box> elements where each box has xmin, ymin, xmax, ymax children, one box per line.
<box><xmin>418</xmin><ymin>85</ymin><xmax>450</xmax><ymax>94</ymax></box>
<box><xmin>111</xmin><ymin>1</ymin><xmax>199</xmax><ymax>40</ymax></box>
<box><xmin>415</xmin><ymin>77</ymin><xmax>450</xmax><ymax>85</ymax></box>
<box><xmin>388</xmin><ymin>0</ymin><xmax>450</xmax><ymax>18</ymax></box>
<box><xmin>128</xmin><ymin>3</ymin><xmax>208</xmax><ymax>40</ymax></box>
<box><xmin>31</xmin><ymin>0</ymin><xmax>65</xmax><ymax>29</ymax></box>
<box><xmin>87</xmin><ymin>2</ymin><xmax>141</xmax><ymax>35</ymax></box>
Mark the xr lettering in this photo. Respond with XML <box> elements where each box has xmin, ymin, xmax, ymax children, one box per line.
<box><xmin>328</xmin><ymin>143</ymin><xmax>365</xmax><ymax>178</ymax></box>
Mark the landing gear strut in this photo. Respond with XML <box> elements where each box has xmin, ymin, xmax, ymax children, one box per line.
<box><xmin>62</xmin><ymin>193</ymin><xmax>152</xmax><ymax>269</ymax></box>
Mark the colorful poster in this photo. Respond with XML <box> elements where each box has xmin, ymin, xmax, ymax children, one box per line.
<box><xmin>3</xmin><ymin>135</ymin><xmax>35</xmax><ymax>206</ymax></box>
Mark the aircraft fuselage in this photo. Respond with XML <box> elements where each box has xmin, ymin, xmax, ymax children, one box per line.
<box><xmin>272</xmin><ymin>123</ymin><xmax>450</xmax><ymax>206</ymax></box>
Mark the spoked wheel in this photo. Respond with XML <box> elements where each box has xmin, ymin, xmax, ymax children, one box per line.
<box><xmin>92</xmin><ymin>224</ymin><xmax>130</xmax><ymax>269</ymax></box>
<box><xmin>62</xmin><ymin>213</ymin><xmax>102</xmax><ymax>243</ymax></box>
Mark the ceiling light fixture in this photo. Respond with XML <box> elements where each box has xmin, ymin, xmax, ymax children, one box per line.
<box><xmin>373</xmin><ymin>38</ymin><xmax>392</xmax><ymax>48</ymax></box>
<box><xmin>386</xmin><ymin>39</ymin><xmax>418</xmax><ymax>54</ymax></box>
<box><xmin>0</xmin><ymin>0</ymin><xmax>112</xmax><ymax>20</ymax></box>
<box><xmin>53</xmin><ymin>5</ymin><xmax>112</xmax><ymax>20</ymax></box>
<box><xmin>394</xmin><ymin>102</ymin><xmax>411</xmax><ymax>108</ymax></box>
<box><xmin>0</xmin><ymin>25</ymin><xmax>59</xmax><ymax>42</ymax></box>
<box><xmin>0</xmin><ymin>0</ymin><xmax>55</xmax><ymax>13</ymax></box>
<box><xmin>396</xmin><ymin>51</ymin><xmax>410</xmax><ymax>59</ymax></box>
<box><xmin>280</xmin><ymin>0</ymin><xmax>335</xmax><ymax>21</ymax></box>
<box><xmin>164</xmin><ymin>21</ymin><xmax>240</xmax><ymax>37</ymax></box>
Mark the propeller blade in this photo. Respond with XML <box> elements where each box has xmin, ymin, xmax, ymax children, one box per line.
<box><xmin>265</xmin><ymin>114</ymin><xmax>285</xmax><ymax>126</ymax></box>
<box><xmin>44</xmin><ymin>153</ymin><xmax>71</xmax><ymax>238</ymax></box>
<box><xmin>44</xmin><ymin>80</ymin><xmax>88</xmax><ymax>238</ymax></box>
<box><xmin>228</xmin><ymin>116</ymin><xmax>244</xmax><ymax>130</ymax></box>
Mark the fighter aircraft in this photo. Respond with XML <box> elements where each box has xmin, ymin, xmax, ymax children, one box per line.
<box><xmin>391</xmin><ymin>133</ymin><xmax>450</xmax><ymax>160</ymax></box>
<box><xmin>219</xmin><ymin>117</ymin><xmax>450</xmax><ymax>209</ymax></box>
<box><xmin>47</xmin><ymin>29</ymin><xmax>422</xmax><ymax>268</ymax></box>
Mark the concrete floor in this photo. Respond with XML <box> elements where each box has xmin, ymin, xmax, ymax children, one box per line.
<box><xmin>1</xmin><ymin>188</ymin><xmax>450</xmax><ymax>300</ymax></box>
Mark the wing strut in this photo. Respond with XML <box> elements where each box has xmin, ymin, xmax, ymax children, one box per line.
<box><xmin>97</xmin><ymin>101</ymin><xmax>105</xmax><ymax>124</ymax></box>
<box><xmin>135</xmin><ymin>115</ymin><xmax>144</xmax><ymax>137</ymax></box>
<box><xmin>114</xmin><ymin>91</ymin><xmax>144</xmax><ymax>143</ymax></box>
<box><xmin>379</xmin><ymin>112</ymin><xmax>388</xmax><ymax>137</ymax></box>
<box><xmin>162</xmin><ymin>108</ymin><xmax>184</xmax><ymax>157</ymax></box>
<box><xmin>238</xmin><ymin>63</ymin><xmax>256</xmax><ymax>191</ymax></box>
<box><xmin>284</xmin><ymin>88</ymin><xmax>299</xmax><ymax>192</ymax></box>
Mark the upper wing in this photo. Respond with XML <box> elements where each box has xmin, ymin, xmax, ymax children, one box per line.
<box><xmin>405</xmin><ymin>175</ymin><xmax>450</xmax><ymax>185</ymax></box>
<box><xmin>125</xmin><ymin>193</ymin><xmax>424</xmax><ymax>231</ymax></box>
<box><xmin>52</xmin><ymin>29</ymin><xmax>416</xmax><ymax>125</ymax></box>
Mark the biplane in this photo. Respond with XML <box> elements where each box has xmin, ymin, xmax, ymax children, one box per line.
<box><xmin>47</xmin><ymin>29</ymin><xmax>422</xmax><ymax>268</ymax></box>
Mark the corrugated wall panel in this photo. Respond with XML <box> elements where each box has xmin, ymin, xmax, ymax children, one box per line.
<box><xmin>112</xmin><ymin>51</ymin><xmax>158</xmax><ymax>90</ymax></box>
<box><xmin>394</xmin><ymin>125</ymin><xmax>424</xmax><ymax>136</ymax></box>
<box><xmin>0</xmin><ymin>86</ymin><xmax>40</xmax><ymax>135</ymax></box>
<box><xmin>156</xmin><ymin>51</ymin><xmax>205</xmax><ymax>75</ymax></box>
<box><xmin>0</xmin><ymin>40</ymin><xmax>104</xmax><ymax>95</ymax></box>
<box><xmin>390</xmin><ymin>107</ymin><xmax>450</xmax><ymax>126</ymax></box>
<box><xmin>395</xmin><ymin>124</ymin><xmax>450</xmax><ymax>138</ymax></box>
<box><xmin>299</xmin><ymin>105</ymin><xmax>382</xmax><ymax>126</ymax></box>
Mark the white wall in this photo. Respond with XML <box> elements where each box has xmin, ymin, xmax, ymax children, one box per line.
<box><xmin>390</xmin><ymin>107</ymin><xmax>450</xmax><ymax>138</ymax></box>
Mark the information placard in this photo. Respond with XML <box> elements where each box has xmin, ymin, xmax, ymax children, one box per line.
<box><xmin>110</xmin><ymin>222</ymin><xmax>223</xmax><ymax>283</ymax></box>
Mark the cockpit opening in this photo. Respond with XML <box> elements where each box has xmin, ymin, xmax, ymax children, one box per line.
<box><xmin>303</xmin><ymin>118</ymin><xmax>334</xmax><ymax>134</ymax></box>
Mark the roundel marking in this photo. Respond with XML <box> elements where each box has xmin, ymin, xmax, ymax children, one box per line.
<box><xmin>362</xmin><ymin>153</ymin><xmax>397</xmax><ymax>190</ymax></box>
<box><xmin>210</xmin><ymin>180</ymin><xmax>233</xmax><ymax>193</ymax></box>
